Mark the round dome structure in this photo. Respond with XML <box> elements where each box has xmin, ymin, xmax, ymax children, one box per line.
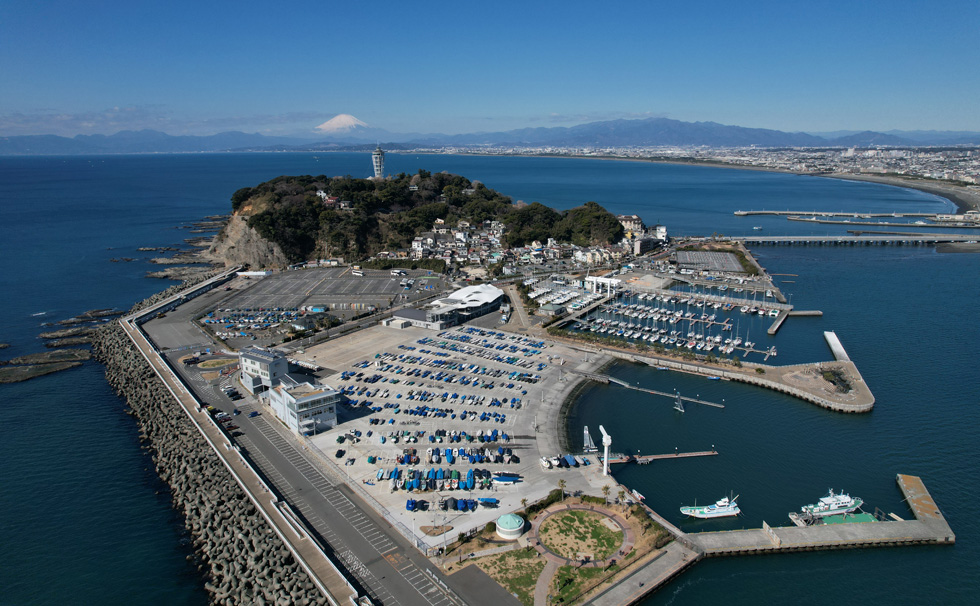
<box><xmin>495</xmin><ymin>513</ymin><xmax>525</xmax><ymax>540</ymax></box>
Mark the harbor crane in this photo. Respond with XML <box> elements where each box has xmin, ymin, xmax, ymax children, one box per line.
<box><xmin>599</xmin><ymin>425</ymin><xmax>612</xmax><ymax>476</ymax></box>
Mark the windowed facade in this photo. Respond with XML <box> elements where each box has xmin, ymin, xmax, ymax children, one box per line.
<box><xmin>238</xmin><ymin>347</ymin><xmax>288</xmax><ymax>394</ymax></box>
<box><xmin>268</xmin><ymin>377</ymin><xmax>340</xmax><ymax>434</ymax></box>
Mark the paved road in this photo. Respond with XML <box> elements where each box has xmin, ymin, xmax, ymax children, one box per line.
<box><xmin>120</xmin><ymin>314</ymin><xmax>356</xmax><ymax>604</ymax></box>
<box><xmin>149</xmin><ymin>320</ymin><xmax>472</xmax><ymax>606</ymax></box>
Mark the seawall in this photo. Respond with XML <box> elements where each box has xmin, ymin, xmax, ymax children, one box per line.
<box><xmin>93</xmin><ymin>279</ymin><xmax>319</xmax><ymax>606</ymax></box>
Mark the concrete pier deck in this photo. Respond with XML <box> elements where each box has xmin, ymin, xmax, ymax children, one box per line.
<box><xmin>688</xmin><ymin>474</ymin><xmax>954</xmax><ymax>557</ymax></box>
<box><xmin>824</xmin><ymin>330</ymin><xmax>851</xmax><ymax>361</ymax></box>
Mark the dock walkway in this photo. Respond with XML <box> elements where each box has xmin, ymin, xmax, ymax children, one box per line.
<box><xmin>600</xmin><ymin>373</ymin><xmax>725</xmax><ymax>408</ymax></box>
<box><xmin>687</xmin><ymin>474</ymin><xmax>954</xmax><ymax>557</ymax></box>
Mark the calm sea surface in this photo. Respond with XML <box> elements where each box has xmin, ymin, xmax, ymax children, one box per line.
<box><xmin>0</xmin><ymin>153</ymin><xmax>976</xmax><ymax>604</ymax></box>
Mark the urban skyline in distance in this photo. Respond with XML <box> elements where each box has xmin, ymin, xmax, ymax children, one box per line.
<box><xmin>2</xmin><ymin>0</ymin><xmax>979</xmax><ymax>137</ymax></box>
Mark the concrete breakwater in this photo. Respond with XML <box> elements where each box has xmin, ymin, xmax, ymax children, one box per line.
<box><xmin>93</xmin><ymin>283</ymin><xmax>319</xmax><ymax>606</ymax></box>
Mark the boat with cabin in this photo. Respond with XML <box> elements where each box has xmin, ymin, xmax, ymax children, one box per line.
<box><xmin>801</xmin><ymin>489</ymin><xmax>863</xmax><ymax>518</ymax></box>
<box><xmin>680</xmin><ymin>495</ymin><xmax>741</xmax><ymax>518</ymax></box>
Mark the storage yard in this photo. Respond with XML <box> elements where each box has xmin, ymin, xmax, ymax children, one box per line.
<box><xmin>297</xmin><ymin>323</ymin><xmax>614</xmax><ymax>551</ymax></box>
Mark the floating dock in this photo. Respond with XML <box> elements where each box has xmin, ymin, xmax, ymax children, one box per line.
<box><xmin>687</xmin><ymin>474</ymin><xmax>954</xmax><ymax>556</ymax></box>
<box><xmin>823</xmin><ymin>331</ymin><xmax>851</xmax><ymax>361</ymax></box>
<box><xmin>604</xmin><ymin>375</ymin><xmax>725</xmax><ymax>408</ymax></box>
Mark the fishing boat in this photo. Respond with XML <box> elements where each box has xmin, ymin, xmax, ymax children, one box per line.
<box><xmin>801</xmin><ymin>489</ymin><xmax>863</xmax><ymax>518</ymax></box>
<box><xmin>680</xmin><ymin>495</ymin><xmax>740</xmax><ymax>518</ymax></box>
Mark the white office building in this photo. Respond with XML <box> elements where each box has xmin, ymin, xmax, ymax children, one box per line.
<box><xmin>239</xmin><ymin>347</ymin><xmax>288</xmax><ymax>394</ymax></box>
<box><xmin>268</xmin><ymin>376</ymin><xmax>341</xmax><ymax>435</ymax></box>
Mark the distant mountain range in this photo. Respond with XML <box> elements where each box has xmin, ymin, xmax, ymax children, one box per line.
<box><xmin>2</xmin><ymin>117</ymin><xmax>979</xmax><ymax>155</ymax></box>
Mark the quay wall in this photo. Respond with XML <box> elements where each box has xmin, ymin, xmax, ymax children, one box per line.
<box><xmin>550</xmin><ymin>334</ymin><xmax>874</xmax><ymax>413</ymax></box>
<box><xmin>93</xmin><ymin>280</ymin><xmax>323</xmax><ymax>606</ymax></box>
<box><xmin>628</xmin><ymin>353</ymin><xmax>875</xmax><ymax>413</ymax></box>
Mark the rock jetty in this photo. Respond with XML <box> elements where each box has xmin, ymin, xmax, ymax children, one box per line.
<box><xmin>92</xmin><ymin>280</ymin><xmax>321</xmax><ymax>606</ymax></box>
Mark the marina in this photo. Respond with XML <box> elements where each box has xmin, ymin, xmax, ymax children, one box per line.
<box><xmin>566</xmin><ymin>290</ymin><xmax>786</xmax><ymax>362</ymax></box>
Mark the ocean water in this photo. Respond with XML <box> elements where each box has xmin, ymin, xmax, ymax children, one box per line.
<box><xmin>0</xmin><ymin>153</ymin><xmax>976</xmax><ymax>604</ymax></box>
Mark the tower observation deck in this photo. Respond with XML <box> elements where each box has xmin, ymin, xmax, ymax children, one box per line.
<box><xmin>372</xmin><ymin>146</ymin><xmax>385</xmax><ymax>179</ymax></box>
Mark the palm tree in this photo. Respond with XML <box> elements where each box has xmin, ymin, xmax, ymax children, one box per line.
<box><xmin>618</xmin><ymin>489</ymin><xmax>626</xmax><ymax>510</ymax></box>
<box><xmin>558</xmin><ymin>479</ymin><xmax>567</xmax><ymax>501</ymax></box>
<box><xmin>520</xmin><ymin>497</ymin><xmax>528</xmax><ymax>512</ymax></box>
<box><xmin>602</xmin><ymin>484</ymin><xmax>610</xmax><ymax>505</ymax></box>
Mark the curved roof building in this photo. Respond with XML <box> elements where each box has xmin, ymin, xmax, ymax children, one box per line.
<box><xmin>391</xmin><ymin>283</ymin><xmax>504</xmax><ymax>330</ymax></box>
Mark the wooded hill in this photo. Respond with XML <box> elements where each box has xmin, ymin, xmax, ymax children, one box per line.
<box><xmin>231</xmin><ymin>171</ymin><xmax>624</xmax><ymax>263</ymax></box>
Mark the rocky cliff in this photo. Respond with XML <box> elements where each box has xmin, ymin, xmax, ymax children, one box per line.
<box><xmin>207</xmin><ymin>215</ymin><xmax>289</xmax><ymax>269</ymax></box>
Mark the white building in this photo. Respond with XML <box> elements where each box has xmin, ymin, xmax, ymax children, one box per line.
<box><xmin>239</xmin><ymin>347</ymin><xmax>288</xmax><ymax>394</ymax></box>
<box><xmin>391</xmin><ymin>283</ymin><xmax>503</xmax><ymax>330</ymax></box>
<box><xmin>268</xmin><ymin>376</ymin><xmax>341</xmax><ymax>435</ymax></box>
<box><xmin>372</xmin><ymin>146</ymin><xmax>385</xmax><ymax>179</ymax></box>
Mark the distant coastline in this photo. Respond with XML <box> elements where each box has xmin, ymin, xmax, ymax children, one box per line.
<box><xmin>470</xmin><ymin>152</ymin><xmax>980</xmax><ymax>214</ymax></box>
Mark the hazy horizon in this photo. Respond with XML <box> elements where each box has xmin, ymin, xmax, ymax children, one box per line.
<box><xmin>3</xmin><ymin>0</ymin><xmax>978</xmax><ymax>138</ymax></box>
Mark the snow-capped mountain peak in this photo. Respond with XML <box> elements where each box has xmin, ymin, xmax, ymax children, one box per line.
<box><xmin>315</xmin><ymin>114</ymin><xmax>368</xmax><ymax>133</ymax></box>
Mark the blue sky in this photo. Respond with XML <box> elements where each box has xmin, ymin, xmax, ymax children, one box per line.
<box><xmin>2</xmin><ymin>0</ymin><xmax>978</xmax><ymax>137</ymax></box>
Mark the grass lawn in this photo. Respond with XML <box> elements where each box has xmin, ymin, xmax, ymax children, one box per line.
<box><xmin>551</xmin><ymin>564</ymin><xmax>618</xmax><ymax>604</ymax></box>
<box><xmin>470</xmin><ymin>547</ymin><xmax>545</xmax><ymax>606</ymax></box>
<box><xmin>197</xmin><ymin>359</ymin><xmax>237</xmax><ymax>369</ymax></box>
<box><xmin>539</xmin><ymin>510</ymin><xmax>623</xmax><ymax>561</ymax></box>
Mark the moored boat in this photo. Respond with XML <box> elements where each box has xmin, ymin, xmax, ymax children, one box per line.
<box><xmin>680</xmin><ymin>495</ymin><xmax>740</xmax><ymax>518</ymax></box>
<box><xmin>801</xmin><ymin>489</ymin><xmax>863</xmax><ymax>518</ymax></box>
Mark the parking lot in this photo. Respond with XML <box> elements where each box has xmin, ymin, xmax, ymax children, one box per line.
<box><xmin>223</xmin><ymin>267</ymin><xmax>447</xmax><ymax>316</ymax></box>
<box><xmin>290</xmin><ymin>323</ymin><xmax>610</xmax><ymax>550</ymax></box>
<box><xmin>192</xmin><ymin>267</ymin><xmax>451</xmax><ymax>350</ymax></box>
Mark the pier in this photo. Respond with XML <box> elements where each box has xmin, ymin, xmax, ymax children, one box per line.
<box><xmin>593</xmin><ymin>473</ymin><xmax>953</xmax><ymax>605</ymax></box>
<box><xmin>602</xmin><ymin>450</ymin><xmax>719</xmax><ymax>465</ymax></box>
<box><xmin>687</xmin><ymin>474</ymin><xmax>954</xmax><ymax>556</ymax></box>
<box><xmin>786</xmin><ymin>216</ymin><xmax>980</xmax><ymax>229</ymax></box>
<box><xmin>768</xmin><ymin>309</ymin><xmax>823</xmax><ymax>335</ymax></box>
<box><xmin>823</xmin><ymin>331</ymin><xmax>850</xmax><ymax>361</ymax></box>
<box><xmin>586</xmin><ymin>373</ymin><xmax>726</xmax><ymax>408</ymax></box>
<box><xmin>767</xmin><ymin>310</ymin><xmax>788</xmax><ymax>335</ymax></box>
<box><xmin>735</xmin><ymin>210</ymin><xmax>937</xmax><ymax>218</ymax></box>
<box><xmin>733</xmin><ymin>234</ymin><xmax>978</xmax><ymax>246</ymax></box>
